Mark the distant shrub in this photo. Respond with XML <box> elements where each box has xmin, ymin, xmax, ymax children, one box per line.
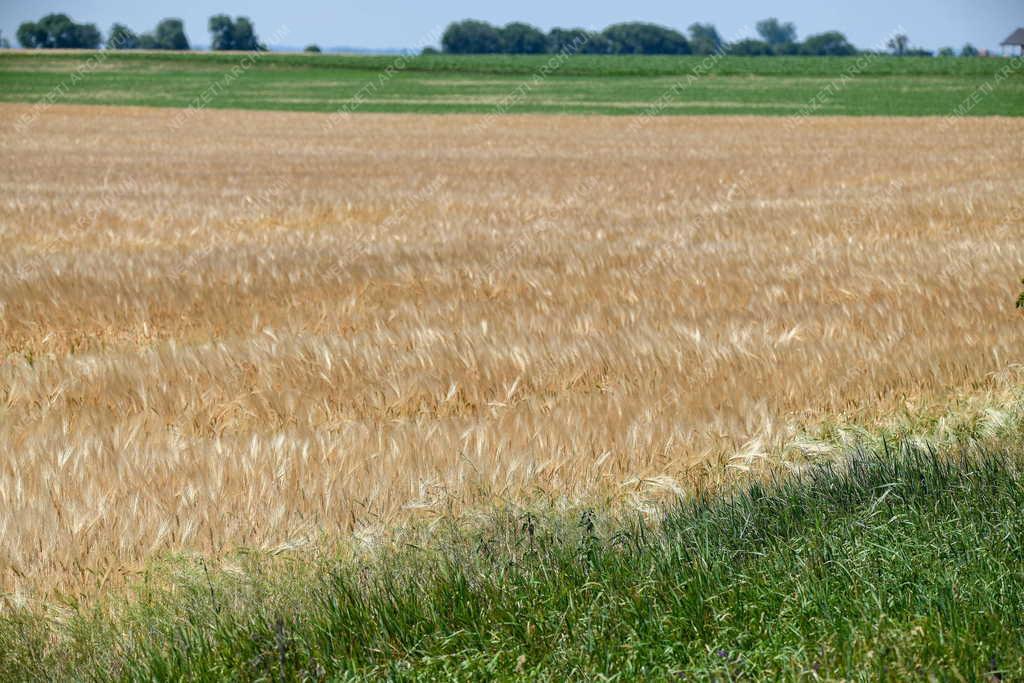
<box><xmin>304</xmin><ymin>44</ymin><xmax>321</xmax><ymax>53</ymax></box>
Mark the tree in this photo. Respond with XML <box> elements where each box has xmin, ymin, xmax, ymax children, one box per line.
<box><xmin>132</xmin><ymin>19</ymin><xmax>190</xmax><ymax>50</ymax></box>
<box><xmin>208</xmin><ymin>14</ymin><xmax>234</xmax><ymax>50</ymax></box>
<box><xmin>304</xmin><ymin>44</ymin><xmax>321</xmax><ymax>53</ymax></box>
<box><xmin>801</xmin><ymin>31</ymin><xmax>857</xmax><ymax>56</ymax></box>
<box><xmin>441</xmin><ymin>20</ymin><xmax>502</xmax><ymax>54</ymax></box>
<box><xmin>729</xmin><ymin>38</ymin><xmax>773</xmax><ymax>56</ymax></box>
<box><xmin>688</xmin><ymin>23</ymin><xmax>722</xmax><ymax>55</ymax></box>
<box><xmin>548</xmin><ymin>27</ymin><xmax>583</xmax><ymax>53</ymax></box>
<box><xmin>580</xmin><ymin>33</ymin><xmax>612</xmax><ymax>54</ymax></box>
<box><xmin>547</xmin><ymin>27</ymin><xmax>609</xmax><ymax>54</ymax></box>
<box><xmin>155</xmin><ymin>19</ymin><xmax>190</xmax><ymax>50</ymax></box>
<box><xmin>756</xmin><ymin>18</ymin><xmax>797</xmax><ymax>46</ymax></box>
<box><xmin>938</xmin><ymin>46</ymin><xmax>955</xmax><ymax>57</ymax></box>
<box><xmin>498</xmin><ymin>22</ymin><xmax>547</xmax><ymax>54</ymax></box>
<box><xmin>602</xmin><ymin>22</ymin><xmax>690</xmax><ymax>55</ymax></box>
<box><xmin>17</xmin><ymin>22</ymin><xmax>46</xmax><ymax>48</ymax></box>
<box><xmin>17</xmin><ymin>14</ymin><xmax>101</xmax><ymax>49</ymax></box>
<box><xmin>74</xmin><ymin>23</ymin><xmax>101</xmax><ymax>49</ymax></box>
<box><xmin>887</xmin><ymin>34</ymin><xmax>909</xmax><ymax>56</ymax></box>
<box><xmin>230</xmin><ymin>17</ymin><xmax>263</xmax><ymax>51</ymax></box>
<box><xmin>771</xmin><ymin>41</ymin><xmax>802</xmax><ymax>56</ymax></box>
<box><xmin>960</xmin><ymin>43</ymin><xmax>979</xmax><ymax>57</ymax></box>
<box><xmin>107</xmin><ymin>23</ymin><xmax>139</xmax><ymax>49</ymax></box>
<box><xmin>207</xmin><ymin>15</ymin><xmax>262</xmax><ymax>51</ymax></box>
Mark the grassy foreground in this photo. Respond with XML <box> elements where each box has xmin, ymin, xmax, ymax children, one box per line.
<box><xmin>1</xmin><ymin>51</ymin><xmax>1022</xmax><ymax>116</ymax></box>
<box><xmin>3</xmin><ymin>441</ymin><xmax>1024</xmax><ymax>680</ymax></box>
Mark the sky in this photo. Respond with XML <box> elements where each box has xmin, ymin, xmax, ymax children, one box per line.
<box><xmin>0</xmin><ymin>0</ymin><xmax>1021</xmax><ymax>52</ymax></box>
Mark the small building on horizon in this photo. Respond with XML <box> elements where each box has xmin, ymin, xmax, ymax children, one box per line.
<box><xmin>1001</xmin><ymin>28</ymin><xmax>1024</xmax><ymax>56</ymax></box>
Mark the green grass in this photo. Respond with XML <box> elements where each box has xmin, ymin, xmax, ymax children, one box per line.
<box><xmin>5</xmin><ymin>438</ymin><xmax>1024</xmax><ymax>681</ymax></box>
<box><xmin>1</xmin><ymin>51</ymin><xmax>1022</xmax><ymax>116</ymax></box>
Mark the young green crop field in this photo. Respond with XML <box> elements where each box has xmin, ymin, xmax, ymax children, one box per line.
<box><xmin>1</xmin><ymin>50</ymin><xmax>1022</xmax><ymax>116</ymax></box>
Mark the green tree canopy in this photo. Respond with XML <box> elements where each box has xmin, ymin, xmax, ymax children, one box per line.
<box><xmin>208</xmin><ymin>14</ymin><xmax>264</xmax><ymax>51</ymax></box>
<box><xmin>153</xmin><ymin>19</ymin><xmax>190</xmax><ymax>50</ymax></box>
<box><xmin>208</xmin><ymin>14</ymin><xmax>233</xmax><ymax>50</ymax></box>
<box><xmin>17</xmin><ymin>14</ymin><xmax>101</xmax><ymax>49</ymax></box>
<box><xmin>602</xmin><ymin>22</ymin><xmax>690</xmax><ymax>55</ymax></box>
<box><xmin>231</xmin><ymin>17</ymin><xmax>262</xmax><ymax>51</ymax></box>
<box><xmin>547</xmin><ymin>27</ymin><xmax>609</xmax><ymax>54</ymax></box>
<box><xmin>887</xmin><ymin>34</ymin><xmax>910</xmax><ymax>56</ymax></box>
<box><xmin>688</xmin><ymin>23</ymin><xmax>723</xmax><ymax>55</ymax></box>
<box><xmin>801</xmin><ymin>31</ymin><xmax>857</xmax><ymax>56</ymax></box>
<box><xmin>441</xmin><ymin>20</ymin><xmax>503</xmax><ymax>54</ymax></box>
<box><xmin>16</xmin><ymin>22</ymin><xmax>47</xmax><ymax>48</ymax></box>
<box><xmin>960</xmin><ymin>43</ymin><xmax>979</xmax><ymax>57</ymax></box>
<box><xmin>756</xmin><ymin>18</ymin><xmax>797</xmax><ymax>46</ymax></box>
<box><xmin>730</xmin><ymin>38</ymin><xmax>773</xmax><ymax>56</ymax></box>
<box><xmin>109</xmin><ymin>19</ymin><xmax>189</xmax><ymax>50</ymax></box>
<box><xmin>438</xmin><ymin>18</ymin><xmax>876</xmax><ymax>57</ymax></box>
<box><xmin>498</xmin><ymin>22</ymin><xmax>547</xmax><ymax>54</ymax></box>
<box><xmin>107</xmin><ymin>23</ymin><xmax>138</xmax><ymax>49</ymax></box>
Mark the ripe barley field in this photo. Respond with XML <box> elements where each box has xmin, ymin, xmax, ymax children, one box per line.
<box><xmin>0</xmin><ymin>104</ymin><xmax>1022</xmax><ymax>602</ymax></box>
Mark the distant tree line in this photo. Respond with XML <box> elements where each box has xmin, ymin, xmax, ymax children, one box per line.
<box><xmin>16</xmin><ymin>13</ymin><xmax>266</xmax><ymax>51</ymax></box>
<box><xmin>107</xmin><ymin>20</ymin><xmax>189</xmax><ymax>50</ymax></box>
<box><xmin>12</xmin><ymin>12</ymin><xmax>987</xmax><ymax>58</ymax></box>
<box><xmin>440</xmin><ymin>18</ymin><xmax>985</xmax><ymax>57</ymax></box>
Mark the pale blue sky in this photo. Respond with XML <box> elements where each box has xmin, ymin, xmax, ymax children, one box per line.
<box><xmin>1</xmin><ymin>0</ymin><xmax>1021</xmax><ymax>52</ymax></box>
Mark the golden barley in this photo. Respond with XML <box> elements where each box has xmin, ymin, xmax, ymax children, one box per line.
<box><xmin>0</xmin><ymin>104</ymin><xmax>1022</xmax><ymax>600</ymax></box>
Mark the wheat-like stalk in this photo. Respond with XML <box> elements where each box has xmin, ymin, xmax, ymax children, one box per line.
<box><xmin>0</xmin><ymin>104</ymin><xmax>1022</xmax><ymax>601</ymax></box>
